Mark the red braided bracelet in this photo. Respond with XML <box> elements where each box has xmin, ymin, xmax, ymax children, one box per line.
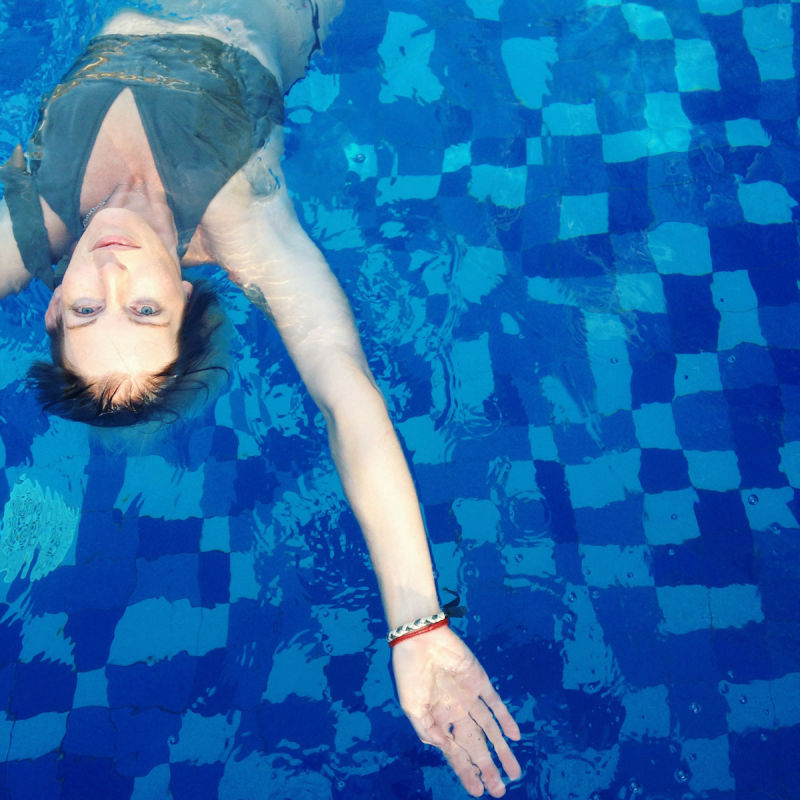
<box><xmin>388</xmin><ymin>617</ymin><xmax>450</xmax><ymax>648</ymax></box>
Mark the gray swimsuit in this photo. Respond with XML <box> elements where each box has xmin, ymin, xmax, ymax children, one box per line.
<box><xmin>0</xmin><ymin>33</ymin><xmax>285</xmax><ymax>287</ymax></box>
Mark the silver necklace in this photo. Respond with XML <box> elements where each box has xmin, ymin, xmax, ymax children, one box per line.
<box><xmin>81</xmin><ymin>184</ymin><xmax>133</xmax><ymax>229</ymax></box>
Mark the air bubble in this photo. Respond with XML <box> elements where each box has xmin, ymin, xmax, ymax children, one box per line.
<box><xmin>690</xmin><ymin>701</ymin><xmax>702</xmax><ymax>714</ymax></box>
<box><xmin>630</xmin><ymin>779</ymin><xmax>642</xmax><ymax>794</ymax></box>
<box><xmin>719</xmin><ymin>682</ymin><xmax>729</xmax><ymax>695</ymax></box>
<box><xmin>727</xmin><ymin>354</ymin><xmax>736</xmax><ymax>363</ymax></box>
<box><xmin>675</xmin><ymin>768</ymin><xmax>689</xmax><ymax>783</ymax></box>
<box><xmin>747</xmin><ymin>494</ymin><xmax>758</xmax><ymax>505</ymax></box>
<box><xmin>354</xmin><ymin>153</ymin><xmax>366</xmax><ymax>163</ymax></box>
<box><xmin>610</xmin><ymin>357</ymin><xmax>619</xmax><ymax>364</ymax></box>
<box><xmin>739</xmin><ymin>695</ymin><xmax>748</xmax><ymax>704</ymax></box>
<box><xmin>568</xmin><ymin>591</ymin><xmax>577</xmax><ymax>602</ymax></box>
<box><xmin>670</xmin><ymin>513</ymin><xmax>678</xmax><ymax>520</ymax></box>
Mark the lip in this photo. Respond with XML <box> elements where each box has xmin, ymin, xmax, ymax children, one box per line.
<box><xmin>91</xmin><ymin>235</ymin><xmax>141</xmax><ymax>251</ymax></box>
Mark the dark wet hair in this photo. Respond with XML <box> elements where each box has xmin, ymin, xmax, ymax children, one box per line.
<box><xmin>27</xmin><ymin>280</ymin><xmax>229</xmax><ymax>427</ymax></box>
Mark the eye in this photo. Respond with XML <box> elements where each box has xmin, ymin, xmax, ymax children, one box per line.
<box><xmin>72</xmin><ymin>304</ymin><xmax>101</xmax><ymax>316</ymax></box>
<box><xmin>133</xmin><ymin>303</ymin><xmax>161</xmax><ymax>317</ymax></box>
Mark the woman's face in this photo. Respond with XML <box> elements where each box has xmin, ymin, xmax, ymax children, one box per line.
<box><xmin>46</xmin><ymin>208</ymin><xmax>192</xmax><ymax>385</ymax></box>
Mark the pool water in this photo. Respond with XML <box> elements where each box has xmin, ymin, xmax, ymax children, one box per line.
<box><xmin>1</xmin><ymin>0</ymin><xmax>799</xmax><ymax>797</ymax></box>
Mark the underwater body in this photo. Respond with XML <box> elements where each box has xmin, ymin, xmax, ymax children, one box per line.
<box><xmin>0</xmin><ymin>0</ymin><xmax>799</xmax><ymax>797</ymax></box>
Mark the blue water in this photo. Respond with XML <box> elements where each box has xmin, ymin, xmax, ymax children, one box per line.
<box><xmin>0</xmin><ymin>0</ymin><xmax>799</xmax><ymax>797</ymax></box>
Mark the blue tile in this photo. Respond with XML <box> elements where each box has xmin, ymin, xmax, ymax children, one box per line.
<box><xmin>137</xmin><ymin>519</ymin><xmax>201</xmax><ymax>561</ymax></box>
<box><xmin>111</xmin><ymin>707</ymin><xmax>181</xmax><ymax>778</ymax></box>
<box><xmin>107</xmin><ymin>655</ymin><xmax>197</xmax><ymax>714</ymax></box>
<box><xmin>662</xmin><ymin>274</ymin><xmax>720</xmax><ymax>353</ymax></box>
<box><xmin>170</xmin><ymin>763</ymin><xmax>224</xmax><ymax>800</ymax></box>
<box><xmin>673</xmin><ymin>393</ymin><xmax>734</xmax><ymax>450</ymax></box>
<box><xmin>5</xmin><ymin>755</ymin><xmax>61</xmax><ymax>800</ymax></box>
<box><xmin>64</xmin><ymin>609</ymin><xmax>123</xmax><ymax>672</ymax></box>
<box><xmin>639</xmin><ymin>449</ymin><xmax>690</xmax><ymax>493</ymax></box>
<box><xmin>10</xmin><ymin>659</ymin><xmax>76</xmax><ymax>718</ymax></box>
<box><xmin>198</xmin><ymin>552</ymin><xmax>230</xmax><ymax>607</ymax></box>
<box><xmin>62</xmin><ymin>708</ymin><xmax>115</xmax><ymax>757</ymax></box>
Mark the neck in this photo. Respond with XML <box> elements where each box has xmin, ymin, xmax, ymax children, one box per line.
<box><xmin>89</xmin><ymin>182</ymin><xmax>179</xmax><ymax>254</ymax></box>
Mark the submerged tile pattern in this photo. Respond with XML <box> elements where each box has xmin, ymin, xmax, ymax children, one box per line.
<box><xmin>0</xmin><ymin>0</ymin><xmax>799</xmax><ymax>797</ymax></box>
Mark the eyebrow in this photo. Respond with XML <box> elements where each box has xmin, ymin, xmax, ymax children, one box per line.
<box><xmin>65</xmin><ymin>316</ymin><xmax>172</xmax><ymax>330</ymax></box>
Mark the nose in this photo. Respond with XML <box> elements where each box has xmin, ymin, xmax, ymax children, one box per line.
<box><xmin>93</xmin><ymin>250</ymin><xmax>129</xmax><ymax>270</ymax></box>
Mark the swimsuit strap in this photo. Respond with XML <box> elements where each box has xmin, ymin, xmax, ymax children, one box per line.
<box><xmin>0</xmin><ymin>145</ymin><xmax>55</xmax><ymax>291</ymax></box>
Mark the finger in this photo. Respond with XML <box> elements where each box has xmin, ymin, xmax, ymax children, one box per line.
<box><xmin>468</xmin><ymin>698</ymin><xmax>523</xmax><ymax>782</ymax></box>
<box><xmin>479</xmin><ymin>682</ymin><xmax>522</xmax><ymax>741</ymax></box>
<box><xmin>437</xmin><ymin>728</ymin><xmax>486</xmax><ymax>798</ymax></box>
<box><xmin>451</xmin><ymin>716</ymin><xmax>508</xmax><ymax>797</ymax></box>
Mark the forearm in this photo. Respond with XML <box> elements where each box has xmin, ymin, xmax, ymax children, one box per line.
<box><xmin>322</xmin><ymin>370</ymin><xmax>439</xmax><ymax>629</ymax></box>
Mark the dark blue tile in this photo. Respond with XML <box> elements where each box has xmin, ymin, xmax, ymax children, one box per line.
<box><xmin>325</xmin><ymin>654</ymin><xmax>369</xmax><ymax>710</ymax></box>
<box><xmin>548</xmin><ymin>135</ymin><xmax>608</xmax><ymax>195</ymax></box>
<box><xmin>720</xmin><ymin>343</ymin><xmax>778</xmax><ymax>390</ymax></box>
<box><xmin>6</xmin><ymin>755</ymin><xmax>61</xmax><ymax>800</ymax></box>
<box><xmin>138</xmin><ymin>518</ymin><xmax>201</xmax><ymax>561</ymax></box>
<box><xmin>170</xmin><ymin>763</ymin><xmax>224</xmax><ymax>800</ymax></box>
<box><xmin>639</xmin><ymin>449</ymin><xmax>690</xmax><ymax>493</ymax></box>
<box><xmin>534</xmin><ymin>461</ymin><xmax>578</xmax><ymax>544</ymax></box>
<box><xmin>574</xmin><ymin>495</ymin><xmax>645</xmax><ymax>545</ymax></box>
<box><xmin>131</xmin><ymin>554</ymin><xmax>201</xmax><ymax>606</ymax></box>
<box><xmin>711</xmin><ymin>225</ymin><xmax>799</xmax><ymax>279</ymax></box>
<box><xmin>631</xmin><ymin>352</ymin><xmax>677</xmax><ymax>408</ymax></box>
<box><xmin>759</xmin><ymin>305</ymin><xmax>800</xmax><ymax>350</ymax></box>
<box><xmin>668</xmin><ymin>679</ymin><xmax>729</xmax><ymax>739</ymax></box>
<box><xmin>10</xmin><ymin>657</ymin><xmax>76</xmax><ymax>718</ymax></box>
<box><xmin>731</xmin><ymin>727</ymin><xmax>800</xmax><ymax>798</ymax></box>
<box><xmin>563</xmin><ymin>688</ymin><xmax>624</xmax><ymax>751</ymax></box>
<box><xmin>662</xmin><ymin>274</ymin><xmax>719</xmax><ymax>353</ymax></box>
<box><xmin>755</xmin><ymin>530</ymin><xmax>800</xmax><ymax>622</ymax></box>
<box><xmin>110</xmin><ymin>707</ymin><xmax>181</xmax><ymax>778</ymax></box>
<box><xmin>107</xmin><ymin>654</ymin><xmax>196</xmax><ymax>714</ymax></box>
<box><xmin>760</xmin><ymin>78</ymin><xmax>798</xmax><ymax>122</ymax></box>
<box><xmin>198</xmin><ymin>551</ymin><xmax>230</xmax><ymax>606</ymax></box>
<box><xmin>63</xmin><ymin>708</ymin><xmax>115</xmax><ymax>757</ymax></box>
<box><xmin>611</xmin><ymin>740</ymin><xmax>685</xmax><ymax>797</ymax></box>
<box><xmin>553</xmin><ymin>423</ymin><xmax>603</xmax><ymax>464</ymax></box>
<box><xmin>726</xmin><ymin>385</ymin><xmax>787</xmax><ymax>487</ymax></box>
<box><xmin>65</xmin><ymin>608</ymin><xmax>124</xmax><ymax>672</ymax></box>
<box><xmin>673</xmin><ymin>392</ymin><xmax>733</xmax><ymax>450</ymax></box>
<box><xmin>471</xmin><ymin>136</ymin><xmax>525</xmax><ymax>166</ymax></box>
<box><xmin>712</xmin><ymin>625</ymin><xmax>773</xmax><ymax>683</ymax></box>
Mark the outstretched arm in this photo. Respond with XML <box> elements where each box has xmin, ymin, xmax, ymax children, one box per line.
<box><xmin>201</xmin><ymin>130</ymin><xmax>521</xmax><ymax>795</ymax></box>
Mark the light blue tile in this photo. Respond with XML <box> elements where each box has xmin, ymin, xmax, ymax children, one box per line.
<box><xmin>501</xmin><ymin>37</ymin><xmax>559</xmax><ymax>109</ymax></box>
<box><xmin>396</xmin><ymin>415</ymin><xmax>451</xmax><ymax>465</ymax></box>
<box><xmin>738</xmin><ymin>180</ymin><xmax>797</xmax><ymax>225</ymax></box>
<box><xmin>452</xmin><ymin>333</ymin><xmax>495</xmax><ymax>408</ymax></box>
<box><xmin>645</xmin><ymin>93</ymin><xmax>692</xmax><ymax>155</ymax></box>
<box><xmin>529</xmin><ymin>425</ymin><xmax>559</xmax><ymax>461</ymax></box>
<box><xmin>443</xmin><ymin>142</ymin><xmax>471</xmax><ymax>173</ymax></box>
<box><xmin>743</xmin><ymin>5</ymin><xmax>795</xmax><ymax>81</ymax></box>
<box><xmin>452</xmin><ymin>498</ymin><xmax>500</xmax><ymax>543</ymax></box>
<box><xmin>543</xmin><ymin>102</ymin><xmax>600</xmax><ymax>136</ymax></box>
<box><xmin>505</xmin><ymin>461</ymin><xmax>540</xmax><ymax>495</ymax></box>
<box><xmin>723</xmin><ymin>673</ymin><xmax>800</xmax><ymax>731</ymax></box>
<box><xmin>470</xmin><ymin>165</ymin><xmax>527</xmax><ymax>207</ymax></box>
<box><xmin>643</xmin><ymin>488</ymin><xmax>701</xmax><ymax>545</ymax></box>
<box><xmin>465</xmin><ymin>0</ymin><xmax>502</xmax><ymax>20</ymax></box>
<box><xmin>656</xmin><ymin>585</ymin><xmax>710</xmax><ymax>634</ymax></box>
<box><xmin>585</xmin><ymin>313</ymin><xmax>632</xmax><ymax>414</ymax></box>
<box><xmin>710</xmin><ymin>584</ymin><xmax>764</xmax><ymax>629</ymax></box>
<box><xmin>681</xmin><ymin>737</ymin><xmax>734</xmax><ymax>792</ymax></box>
<box><xmin>344</xmin><ymin>142</ymin><xmax>378</xmax><ymax>179</ymax></box>
<box><xmin>602</xmin><ymin>129</ymin><xmax>650</xmax><ymax>163</ymax></box>
<box><xmin>779</xmin><ymin>440</ymin><xmax>800</xmax><ymax>487</ymax></box>
<box><xmin>633</xmin><ymin>403</ymin><xmax>681</xmax><ymax>449</ymax></box>
<box><xmin>19</xmin><ymin>612</ymin><xmax>74</xmax><ymax>666</ymax></box>
<box><xmin>230</xmin><ymin>551</ymin><xmax>260</xmax><ymax>602</ymax></box>
<box><xmin>378</xmin><ymin>12</ymin><xmax>443</xmax><ymax>103</ymax></box>
<box><xmin>526</xmin><ymin>137</ymin><xmax>543</xmax><ymax>165</ymax></box>
<box><xmin>675</xmin><ymin>39</ymin><xmax>720</xmax><ymax>91</ymax></box>
<box><xmin>580</xmin><ymin>544</ymin><xmax>654</xmax><ymax>587</ymax></box>
<box><xmin>565</xmin><ymin>450</ymin><xmax>642</xmax><ymax>509</ymax></box>
<box><xmin>7</xmin><ymin>713</ymin><xmax>68</xmax><ymax>760</ymax></box>
<box><xmin>132</xmin><ymin>766</ymin><xmax>172</xmax><ymax>800</ymax></box>
<box><xmin>377</xmin><ymin>174</ymin><xmax>441</xmax><ymax>204</ymax></box>
<box><xmin>742</xmin><ymin>487</ymin><xmax>799</xmax><ymax>531</ymax></box>
<box><xmin>697</xmin><ymin>0</ymin><xmax>742</xmax><ymax>13</ymax></box>
<box><xmin>622</xmin><ymin>3</ymin><xmax>673</xmax><ymax>39</ymax></box>
<box><xmin>617</xmin><ymin>272</ymin><xmax>666</xmax><ymax>313</ymax></box>
<box><xmin>527</xmin><ymin>276</ymin><xmax>579</xmax><ymax>306</ymax></box>
<box><xmin>648</xmin><ymin>222</ymin><xmax>712</xmax><ymax>276</ymax></box>
<box><xmin>264</xmin><ymin>640</ymin><xmax>330</xmax><ymax>703</ymax></box>
<box><xmin>725</xmin><ymin>118</ymin><xmax>771</xmax><ymax>148</ymax></box>
<box><xmin>170</xmin><ymin>710</ymin><xmax>240</xmax><ymax>764</ymax></box>
<box><xmin>685</xmin><ymin>450</ymin><xmax>741</xmax><ymax>491</ymax></box>
<box><xmin>314</xmin><ymin>607</ymin><xmax>374</xmax><ymax>655</ymax></box>
<box><xmin>674</xmin><ymin>353</ymin><xmax>722</xmax><ymax>396</ymax></box>
<box><xmin>73</xmin><ymin>669</ymin><xmax>109</xmax><ymax>708</ymax></box>
<box><xmin>711</xmin><ymin>270</ymin><xmax>758</xmax><ymax>313</ymax></box>
<box><xmin>457</xmin><ymin>246</ymin><xmax>506</xmax><ymax>303</ymax></box>
<box><xmin>201</xmin><ymin>517</ymin><xmax>230</xmax><ymax>553</ymax></box>
<box><xmin>621</xmin><ymin>686</ymin><xmax>670</xmax><ymax>739</ymax></box>
<box><xmin>718</xmin><ymin>309</ymin><xmax>765</xmax><ymax>350</ymax></box>
<box><xmin>109</xmin><ymin>599</ymin><xmax>228</xmax><ymax>665</ymax></box>
<box><xmin>559</xmin><ymin>193</ymin><xmax>609</xmax><ymax>239</ymax></box>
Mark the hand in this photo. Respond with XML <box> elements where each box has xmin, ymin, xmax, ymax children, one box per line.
<box><xmin>391</xmin><ymin>624</ymin><xmax>522</xmax><ymax>797</ymax></box>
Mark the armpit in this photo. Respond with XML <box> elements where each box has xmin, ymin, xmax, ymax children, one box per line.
<box><xmin>243</xmin><ymin>147</ymin><xmax>282</xmax><ymax>201</ymax></box>
<box><xmin>243</xmin><ymin>282</ymin><xmax>277</xmax><ymax>324</ymax></box>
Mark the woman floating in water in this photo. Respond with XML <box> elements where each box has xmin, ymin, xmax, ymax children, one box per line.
<box><xmin>0</xmin><ymin>1</ymin><xmax>521</xmax><ymax>794</ymax></box>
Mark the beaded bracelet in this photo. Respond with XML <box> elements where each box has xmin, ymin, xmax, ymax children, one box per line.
<box><xmin>387</xmin><ymin>611</ymin><xmax>450</xmax><ymax>648</ymax></box>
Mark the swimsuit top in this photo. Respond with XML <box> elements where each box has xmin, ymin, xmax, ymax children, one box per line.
<box><xmin>0</xmin><ymin>33</ymin><xmax>284</xmax><ymax>288</ymax></box>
